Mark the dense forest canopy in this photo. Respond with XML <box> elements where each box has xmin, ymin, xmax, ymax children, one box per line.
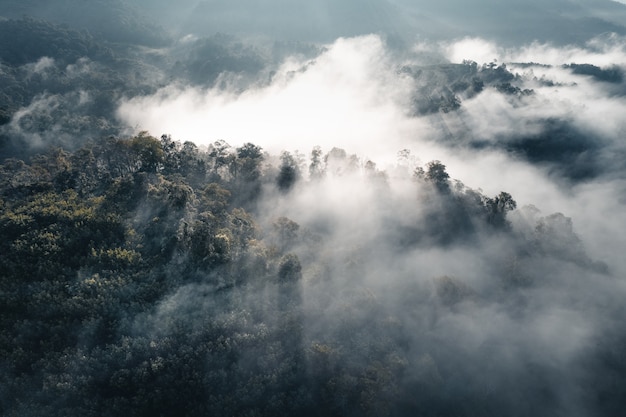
<box><xmin>1</xmin><ymin>133</ymin><xmax>619</xmax><ymax>417</ymax></box>
<box><xmin>2</xmin><ymin>1</ymin><xmax>626</xmax><ymax>416</ymax></box>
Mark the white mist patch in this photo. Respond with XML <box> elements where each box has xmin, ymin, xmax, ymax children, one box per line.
<box><xmin>450</xmin><ymin>71</ymin><xmax>626</xmax><ymax>145</ymax></box>
<box><xmin>117</xmin><ymin>35</ymin><xmax>430</xmax><ymax>162</ymax></box>
<box><xmin>444</xmin><ymin>34</ymin><xmax>626</xmax><ymax>67</ymax></box>
<box><xmin>117</xmin><ymin>33</ymin><xmax>626</xmax><ymax>171</ymax></box>
<box><xmin>22</xmin><ymin>56</ymin><xmax>55</xmax><ymax>78</ymax></box>
<box><xmin>444</xmin><ymin>37</ymin><xmax>500</xmax><ymax>65</ymax></box>
<box><xmin>117</xmin><ymin>34</ymin><xmax>626</xmax><ymax>274</ymax></box>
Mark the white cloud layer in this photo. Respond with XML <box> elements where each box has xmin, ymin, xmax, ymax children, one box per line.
<box><xmin>444</xmin><ymin>34</ymin><xmax>626</xmax><ymax>67</ymax></box>
<box><xmin>117</xmin><ymin>34</ymin><xmax>626</xmax><ymax>270</ymax></box>
<box><xmin>110</xmin><ymin>32</ymin><xmax>626</xmax><ymax>414</ymax></box>
<box><xmin>118</xmin><ymin>35</ymin><xmax>431</xmax><ymax>162</ymax></box>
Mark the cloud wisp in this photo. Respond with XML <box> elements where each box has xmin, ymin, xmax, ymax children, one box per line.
<box><xmin>128</xmin><ymin>37</ymin><xmax>626</xmax><ymax>380</ymax></box>
<box><xmin>117</xmin><ymin>35</ymin><xmax>435</xmax><ymax>161</ymax></box>
<box><xmin>6</xmin><ymin>4</ymin><xmax>626</xmax><ymax>416</ymax></box>
<box><xmin>117</xmin><ymin>34</ymin><xmax>626</xmax><ymax>202</ymax></box>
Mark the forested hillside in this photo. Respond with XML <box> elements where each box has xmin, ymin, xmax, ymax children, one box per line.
<box><xmin>1</xmin><ymin>133</ymin><xmax>621</xmax><ymax>416</ymax></box>
<box><xmin>2</xmin><ymin>1</ymin><xmax>626</xmax><ymax>416</ymax></box>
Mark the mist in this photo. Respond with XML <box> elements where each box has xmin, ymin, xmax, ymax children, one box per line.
<box><xmin>2</xmin><ymin>1</ymin><xmax>626</xmax><ymax>416</ymax></box>
<box><xmin>117</xmin><ymin>32</ymin><xmax>626</xmax><ymax>199</ymax></box>
<box><xmin>114</xmin><ymin>24</ymin><xmax>626</xmax><ymax>415</ymax></box>
<box><xmin>123</xmin><ymin>0</ymin><xmax>626</xmax><ymax>46</ymax></box>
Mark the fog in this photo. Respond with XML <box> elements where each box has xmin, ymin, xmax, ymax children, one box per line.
<box><xmin>5</xmin><ymin>0</ymin><xmax>626</xmax><ymax>46</ymax></box>
<box><xmin>118</xmin><ymin>35</ymin><xmax>427</xmax><ymax>160</ymax></box>
<box><xmin>3</xmin><ymin>0</ymin><xmax>626</xmax><ymax>416</ymax></box>
<box><xmin>115</xmin><ymin>21</ymin><xmax>626</xmax><ymax>414</ymax></box>
<box><xmin>117</xmin><ymin>32</ymin><xmax>626</xmax><ymax>206</ymax></box>
<box><xmin>124</xmin><ymin>0</ymin><xmax>626</xmax><ymax>45</ymax></box>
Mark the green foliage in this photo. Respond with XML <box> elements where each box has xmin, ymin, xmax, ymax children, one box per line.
<box><xmin>278</xmin><ymin>253</ymin><xmax>302</xmax><ymax>283</ymax></box>
<box><xmin>0</xmin><ymin>17</ymin><xmax>107</xmax><ymax>66</ymax></box>
<box><xmin>424</xmin><ymin>160</ymin><xmax>450</xmax><ymax>191</ymax></box>
<box><xmin>175</xmin><ymin>34</ymin><xmax>265</xmax><ymax>85</ymax></box>
<box><xmin>271</xmin><ymin>216</ymin><xmax>300</xmax><ymax>253</ymax></box>
<box><xmin>277</xmin><ymin>151</ymin><xmax>301</xmax><ymax>192</ymax></box>
<box><xmin>485</xmin><ymin>191</ymin><xmax>517</xmax><ymax>228</ymax></box>
<box><xmin>0</xmin><ymin>189</ymin><xmax>126</xmax><ymax>278</ymax></box>
<box><xmin>563</xmin><ymin>63</ymin><xmax>623</xmax><ymax>83</ymax></box>
<box><xmin>199</xmin><ymin>183</ymin><xmax>231</xmax><ymax>215</ymax></box>
<box><xmin>0</xmin><ymin>17</ymin><xmax>171</xmax><ymax>154</ymax></box>
<box><xmin>0</xmin><ymin>0</ymin><xmax>171</xmax><ymax>47</ymax></box>
<box><xmin>404</xmin><ymin>61</ymin><xmax>534</xmax><ymax>115</ymax></box>
<box><xmin>129</xmin><ymin>132</ymin><xmax>164</xmax><ymax>173</ymax></box>
<box><xmin>0</xmin><ymin>135</ymin><xmax>610</xmax><ymax>417</ymax></box>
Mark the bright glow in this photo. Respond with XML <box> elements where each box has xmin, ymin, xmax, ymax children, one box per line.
<box><xmin>117</xmin><ymin>34</ymin><xmax>626</xmax><ymax>254</ymax></box>
<box><xmin>118</xmin><ymin>36</ymin><xmax>430</xmax><ymax>161</ymax></box>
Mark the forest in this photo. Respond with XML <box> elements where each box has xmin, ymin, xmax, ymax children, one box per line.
<box><xmin>2</xmin><ymin>1</ymin><xmax>626</xmax><ymax>416</ymax></box>
<box><xmin>2</xmin><ymin>132</ymin><xmax>620</xmax><ymax>417</ymax></box>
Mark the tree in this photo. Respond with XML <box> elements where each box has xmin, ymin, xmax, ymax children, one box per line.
<box><xmin>325</xmin><ymin>147</ymin><xmax>348</xmax><ymax>176</ymax></box>
<box><xmin>272</xmin><ymin>216</ymin><xmax>300</xmax><ymax>252</ymax></box>
<box><xmin>277</xmin><ymin>151</ymin><xmax>300</xmax><ymax>192</ymax></box>
<box><xmin>425</xmin><ymin>160</ymin><xmax>450</xmax><ymax>192</ymax></box>
<box><xmin>485</xmin><ymin>191</ymin><xmax>517</xmax><ymax>228</ymax></box>
<box><xmin>199</xmin><ymin>183</ymin><xmax>231</xmax><ymax>216</ymax></box>
<box><xmin>208</xmin><ymin>139</ymin><xmax>235</xmax><ymax>180</ymax></box>
<box><xmin>278</xmin><ymin>253</ymin><xmax>302</xmax><ymax>284</ymax></box>
<box><xmin>277</xmin><ymin>253</ymin><xmax>303</xmax><ymax>311</ymax></box>
<box><xmin>230</xmin><ymin>143</ymin><xmax>264</xmax><ymax>206</ymax></box>
<box><xmin>236</xmin><ymin>142</ymin><xmax>263</xmax><ymax>160</ymax></box>
<box><xmin>309</xmin><ymin>146</ymin><xmax>325</xmax><ymax>180</ymax></box>
<box><xmin>129</xmin><ymin>132</ymin><xmax>164</xmax><ymax>173</ymax></box>
<box><xmin>160</xmin><ymin>134</ymin><xmax>182</xmax><ymax>174</ymax></box>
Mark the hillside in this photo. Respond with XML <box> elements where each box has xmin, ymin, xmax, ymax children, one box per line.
<box><xmin>1</xmin><ymin>2</ymin><xmax>626</xmax><ymax>416</ymax></box>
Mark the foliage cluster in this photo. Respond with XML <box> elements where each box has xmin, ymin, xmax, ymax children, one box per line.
<box><xmin>1</xmin><ymin>6</ymin><xmax>624</xmax><ymax>416</ymax></box>
<box><xmin>1</xmin><ymin>133</ymin><xmax>617</xmax><ymax>416</ymax></box>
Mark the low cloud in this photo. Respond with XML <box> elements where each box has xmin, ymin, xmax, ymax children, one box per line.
<box><xmin>22</xmin><ymin>56</ymin><xmax>56</xmax><ymax>78</ymax></box>
<box><xmin>7</xmin><ymin>4</ymin><xmax>626</xmax><ymax>416</ymax></box>
<box><xmin>117</xmin><ymin>35</ymin><xmax>626</xmax><ymax>241</ymax></box>
<box><xmin>444</xmin><ymin>34</ymin><xmax>626</xmax><ymax>67</ymax></box>
<box><xmin>117</xmin><ymin>33</ymin><xmax>626</xmax><ymax>344</ymax></box>
<box><xmin>118</xmin><ymin>35</ymin><xmax>435</xmax><ymax>162</ymax></box>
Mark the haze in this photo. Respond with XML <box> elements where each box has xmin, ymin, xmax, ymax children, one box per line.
<box><xmin>2</xmin><ymin>1</ymin><xmax>626</xmax><ymax>416</ymax></box>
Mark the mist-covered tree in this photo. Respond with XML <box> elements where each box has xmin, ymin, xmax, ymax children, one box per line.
<box><xmin>228</xmin><ymin>142</ymin><xmax>264</xmax><ymax>207</ymax></box>
<box><xmin>278</xmin><ymin>253</ymin><xmax>302</xmax><ymax>284</ymax></box>
<box><xmin>485</xmin><ymin>191</ymin><xmax>517</xmax><ymax>228</ymax></box>
<box><xmin>309</xmin><ymin>146</ymin><xmax>325</xmax><ymax>180</ymax></box>
<box><xmin>276</xmin><ymin>150</ymin><xmax>301</xmax><ymax>192</ymax></box>
<box><xmin>129</xmin><ymin>132</ymin><xmax>164</xmax><ymax>173</ymax></box>
<box><xmin>423</xmin><ymin>160</ymin><xmax>450</xmax><ymax>192</ymax></box>
<box><xmin>207</xmin><ymin>139</ymin><xmax>235</xmax><ymax>180</ymax></box>
<box><xmin>272</xmin><ymin>216</ymin><xmax>300</xmax><ymax>253</ymax></box>
<box><xmin>0</xmin><ymin>134</ymin><xmax>618</xmax><ymax>417</ymax></box>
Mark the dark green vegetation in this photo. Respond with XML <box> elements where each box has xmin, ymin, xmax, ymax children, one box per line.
<box><xmin>1</xmin><ymin>13</ymin><xmax>618</xmax><ymax>182</ymax></box>
<box><xmin>403</xmin><ymin>61</ymin><xmax>534</xmax><ymax>115</ymax></box>
<box><xmin>0</xmin><ymin>16</ymin><xmax>164</xmax><ymax>153</ymax></box>
<box><xmin>0</xmin><ymin>16</ymin><xmax>280</xmax><ymax>156</ymax></box>
<box><xmin>2</xmin><ymin>1</ymin><xmax>626</xmax><ymax>416</ymax></box>
<box><xmin>403</xmin><ymin>59</ymin><xmax>624</xmax><ymax>181</ymax></box>
<box><xmin>1</xmin><ymin>0</ymin><xmax>623</xmax><ymax>181</ymax></box>
<box><xmin>1</xmin><ymin>134</ymin><xmax>622</xmax><ymax>417</ymax></box>
<box><xmin>0</xmin><ymin>0</ymin><xmax>169</xmax><ymax>46</ymax></box>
